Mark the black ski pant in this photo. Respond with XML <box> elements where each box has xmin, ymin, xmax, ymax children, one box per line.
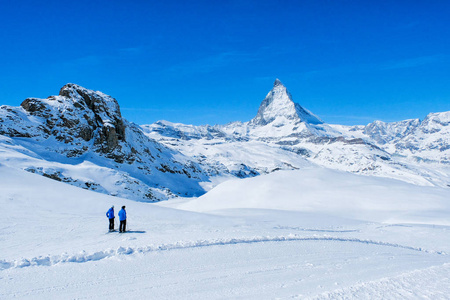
<box><xmin>119</xmin><ymin>220</ymin><xmax>126</xmax><ymax>232</ymax></box>
<box><xmin>109</xmin><ymin>218</ymin><xmax>115</xmax><ymax>230</ymax></box>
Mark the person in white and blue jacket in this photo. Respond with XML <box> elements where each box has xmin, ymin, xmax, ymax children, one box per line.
<box><xmin>106</xmin><ymin>206</ymin><xmax>115</xmax><ymax>232</ymax></box>
<box><xmin>119</xmin><ymin>206</ymin><xmax>127</xmax><ymax>233</ymax></box>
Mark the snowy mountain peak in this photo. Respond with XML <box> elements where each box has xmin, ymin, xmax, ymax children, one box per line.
<box><xmin>273</xmin><ymin>78</ymin><xmax>284</xmax><ymax>87</ymax></box>
<box><xmin>58</xmin><ymin>83</ymin><xmax>122</xmax><ymax>119</ymax></box>
<box><xmin>250</xmin><ymin>79</ymin><xmax>323</xmax><ymax>126</ymax></box>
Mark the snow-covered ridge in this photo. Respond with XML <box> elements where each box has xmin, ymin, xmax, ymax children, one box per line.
<box><xmin>346</xmin><ymin>110</ymin><xmax>450</xmax><ymax>164</ymax></box>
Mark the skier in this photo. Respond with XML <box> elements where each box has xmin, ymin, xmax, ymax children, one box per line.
<box><xmin>106</xmin><ymin>206</ymin><xmax>115</xmax><ymax>232</ymax></box>
<box><xmin>119</xmin><ymin>205</ymin><xmax>127</xmax><ymax>233</ymax></box>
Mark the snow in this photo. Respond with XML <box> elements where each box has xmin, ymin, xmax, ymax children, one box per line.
<box><xmin>343</xmin><ymin>111</ymin><xmax>450</xmax><ymax>165</ymax></box>
<box><xmin>177</xmin><ymin>168</ymin><xmax>450</xmax><ymax>225</ymax></box>
<box><xmin>1</xmin><ymin>80</ymin><xmax>450</xmax><ymax>298</ymax></box>
<box><xmin>1</xmin><ymin>164</ymin><xmax>450</xmax><ymax>299</ymax></box>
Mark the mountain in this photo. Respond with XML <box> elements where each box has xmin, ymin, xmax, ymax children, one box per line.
<box><xmin>355</xmin><ymin>112</ymin><xmax>450</xmax><ymax>163</ymax></box>
<box><xmin>2</xmin><ymin>81</ymin><xmax>450</xmax><ymax>300</ymax></box>
<box><xmin>143</xmin><ymin>79</ymin><xmax>450</xmax><ymax>188</ymax></box>
<box><xmin>0</xmin><ymin>84</ymin><xmax>207</xmax><ymax>201</ymax></box>
<box><xmin>250</xmin><ymin>79</ymin><xmax>323</xmax><ymax>126</ymax></box>
<box><xmin>1</xmin><ymin>80</ymin><xmax>449</xmax><ymax>202</ymax></box>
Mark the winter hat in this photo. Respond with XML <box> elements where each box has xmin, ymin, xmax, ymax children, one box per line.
<box><xmin>122</xmin><ymin>206</ymin><xmax>126</xmax><ymax>209</ymax></box>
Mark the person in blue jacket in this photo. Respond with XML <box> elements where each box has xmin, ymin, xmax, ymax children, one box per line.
<box><xmin>118</xmin><ymin>206</ymin><xmax>127</xmax><ymax>233</ymax></box>
<box><xmin>106</xmin><ymin>206</ymin><xmax>115</xmax><ymax>231</ymax></box>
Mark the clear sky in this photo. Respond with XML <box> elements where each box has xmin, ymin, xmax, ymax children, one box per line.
<box><xmin>1</xmin><ymin>0</ymin><xmax>449</xmax><ymax>126</ymax></box>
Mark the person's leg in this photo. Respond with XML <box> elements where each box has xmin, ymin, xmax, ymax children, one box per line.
<box><xmin>123</xmin><ymin>220</ymin><xmax>126</xmax><ymax>232</ymax></box>
<box><xmin>109</xmin><ymin>218</ymin><xmax>114</xmax><ymax>230</ymax></box>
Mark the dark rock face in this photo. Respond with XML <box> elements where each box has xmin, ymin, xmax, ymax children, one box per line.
<box><xmin>5</xmin><ymin>83</ymin><xmax>130</xmax><ymax>161</ymax></box>
<box><xmin>58</xmin><ymin>83</ymin><xmax>126</xmax><ymax>153</ymax></box>
<box><xmin>21</xmin><ymin>98</ymin><xmax>47</xmax><ymax>114</ymax></box>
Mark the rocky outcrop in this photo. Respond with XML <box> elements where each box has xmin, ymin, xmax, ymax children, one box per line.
<box><xmin>0</xmin><ymin>84</ymin><xmax>208</xmax><ymax>200</ymax></box>
<box><xmin>0</xmin><ymin>83</ymin><xmax>131</xmax><ymax>162</ymax></box>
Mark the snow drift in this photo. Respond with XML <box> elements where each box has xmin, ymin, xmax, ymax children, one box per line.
<box><xmin>179</xmin><ymin>168</ymin><xmax>450</xmax><ymax>225</ymax></box>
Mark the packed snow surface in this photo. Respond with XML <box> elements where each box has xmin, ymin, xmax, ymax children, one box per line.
<box><xmin>1</xmin><ymin>164</ymin><xmax>450</xmax><ymax>299</ymax></box>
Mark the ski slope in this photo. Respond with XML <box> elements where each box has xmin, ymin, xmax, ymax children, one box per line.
<box><xmin>1</xmin><ymin>164</ymin><xmax>450</xmax><ymax>299</ymax></box>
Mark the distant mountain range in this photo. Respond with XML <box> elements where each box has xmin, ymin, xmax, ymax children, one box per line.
<box><xmin>1</xmin><ymin>80</ymin><xmax>449</xmax><ymax>201</ymax></box>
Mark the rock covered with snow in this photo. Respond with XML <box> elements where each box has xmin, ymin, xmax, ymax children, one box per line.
<box><xmin>362</xmin><ymin>119</ymin><xmax>421</xmax><ymax>145</ymax></box>
<box><xmin>1</xmin><ymin>83</ymin><xmax>127</xmax><ymax>159</ymax></box>
<box><xmin>0</xmin><ymin>84</ymin><xmax>208</xmax><ymax>201</ymax></box>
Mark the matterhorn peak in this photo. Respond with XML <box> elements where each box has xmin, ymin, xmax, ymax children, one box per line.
<box><xmin>273</xmin><ymin>78</ymin><xmax>284</xmax><ymax>87</ymax></box>
<box><xmin>250</xmin><ymin>79</ymin><xmax>323</xmax><ymax>126</ymax></box>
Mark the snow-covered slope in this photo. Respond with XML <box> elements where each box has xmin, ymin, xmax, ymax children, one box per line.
<box><xmin>2</xmin><ymin>163</ymin><xmax>450</xmax><ymax>299</ymax></box>
<box><xmin>178</xmin><ymin>167</ymin><xmax>450</xmax><ymax>225</ymax></box>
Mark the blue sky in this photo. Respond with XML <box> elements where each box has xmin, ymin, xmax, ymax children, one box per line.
<box><xmin>1</xmin><ymin>0</ymin><xmax>449</xmax><ymax>126</ymax></box>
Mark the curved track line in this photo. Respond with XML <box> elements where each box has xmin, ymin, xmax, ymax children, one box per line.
<box><xmin>1</xmin><ymin>234</ymin><xmax>446</xmax><ymax>271</ymax></box>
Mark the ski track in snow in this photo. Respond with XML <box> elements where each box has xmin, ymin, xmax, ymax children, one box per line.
<box><xmin>308</xmin><ymin>263</ymin><xmax>450</xmax><ymax>300</ymax></box>
<box><xmin>1</xmin><ymin>234</ymin><xmax>446</xmax><ymax>271</ymax></box>
<box><xmin>273</xmin><ymin>225</ymin><xmax>360</xmax><ymax>233</ymax></box>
